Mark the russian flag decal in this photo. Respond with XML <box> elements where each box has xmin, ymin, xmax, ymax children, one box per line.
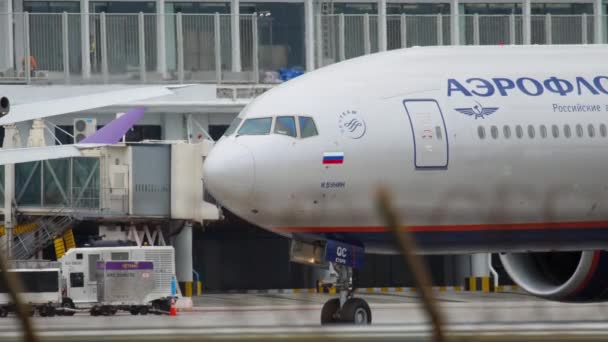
<box><xmin>323</xmin><ymin>152</ymin><xmax>344</xmax><ymax>164</ymax></box>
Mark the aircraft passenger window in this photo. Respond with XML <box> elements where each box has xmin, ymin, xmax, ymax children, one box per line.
<box><xmin>552</xmin><ymin>125</ymin><xmax>559</xmax><ymax>138</ymax></box>
<box><xmin>588</xmin><ymin>124</ymin><xmax>595</xmax><ymax>137</ymax></box>
<box><xmin>274</xmin><ymin>116</ymin><xmax>297</xmax><ymax>137</ymax></box>
<box><xmin>435</xmin><ymin>126</ymin><xmax>442</xmax><ymax>140</ymax></box>
<box><xmin>490</xmin><ymin>126</ymin><xmax>498</xmax><ymax>139</ymax></box>
<box><xmin>299</xmin><ymin>116</ymin><xmax>318</xmax><ymax>138</ymax></box>
<box><xmin>601</xmin><ymin>124</ymin><xmax>607</xmax><ymax>137</ymax></box>
<box><xmin>237</xmin><ymin>118</ymin><xmax>273</xmax><ymax>135</ymax></box>
<box><xmin>540</xmin><ymin>125</ymin><xmax>547</xmax><ymax>138</ymax></box>
<box><xmin>477</xmin><ymin>126</ymin><xmax>486</xmax><ymax>139</ymax></box>
<box><xmin>503</xmin><ymin>126</ymin><xmax>511</xmax><ymax>139</ymax></box>
<box><xmin>515</xmin><ymin>125</ymin><xmax>523</xmax><ymax>139</ymax></box>
<box><xmin>527</xmin><ymin>125</ymin><xmax>535</xmax><ymax>139</ymax></box>
<box><xmin>223</xmin><ymin>117</ymin><xmax>242</xmax><ymax>136</ymax></box>
<box><xmin>576</xmin><ymin>124</ymin><xmax>583</xmax><ymax>137</ymax></box>
<box><xmin>564</xmin><ymin>125</ymin><xmax>571</xmax><ymax>138</ymax></box>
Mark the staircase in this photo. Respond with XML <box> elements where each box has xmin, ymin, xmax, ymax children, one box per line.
<box><xmin>1</xmin><ymin>211</ymin><xmax>76</xmax><ymax>260</ymax></box>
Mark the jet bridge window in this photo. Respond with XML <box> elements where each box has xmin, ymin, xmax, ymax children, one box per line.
<box><xmin>238</xmin><ymin>118</ymin><xmax>272</xmax><ymax>135</ymax></box>
<box><xmin>274</xmin><ymin>116</ymin><xmax>297</xmax><ymax>137</ymax></box>
<box><xmin>299</xmin><ymin>116</ymin><xmax>318</xmax><ymax>138</ymax></box>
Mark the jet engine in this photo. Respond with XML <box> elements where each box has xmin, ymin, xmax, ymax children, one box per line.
<box><xmin>500</xmin><ymin>251</ymin><xmax>608</xmax><ymax>302</ymax></box>
<box><xmin>0</xmin><ymin>97</ymin><xmax>9</xmax><ymax>117</ymax></box>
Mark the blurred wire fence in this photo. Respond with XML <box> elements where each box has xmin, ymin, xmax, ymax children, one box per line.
<box><xmin>0</xmin><ymin>12</ymin><xmax>604</xmax><ymax>85</ymax></box>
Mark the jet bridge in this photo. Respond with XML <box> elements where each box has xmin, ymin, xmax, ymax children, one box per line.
<box><xmin>0</xmin><ymin>140</ymin><xmax>219</xmax><ymax>261</ymax></box>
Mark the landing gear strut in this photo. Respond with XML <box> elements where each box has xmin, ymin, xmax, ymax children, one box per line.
<box><xmin>320</xmin><ymin>263</ymin><xmax>371</xmax><ymax>325</ymax></box>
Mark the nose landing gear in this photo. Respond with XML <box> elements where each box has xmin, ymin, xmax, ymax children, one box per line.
<box><xmin>320</xmin><ymin>263</ymin><xmax>371</xmax><ymax>325</ymax></box>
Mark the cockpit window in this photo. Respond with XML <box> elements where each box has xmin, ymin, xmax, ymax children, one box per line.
<box><xmin>223</xmin><ymin>117</ymin><xmax>242</xmax><ymax>136</ymax></box>
<box><xmin>299</xmin><ymin>116</ymin><xmax>318</xmax><ymax>138</ymax></box>
<box><xmin>274</xmin><ymin>116</ymin><xmax>297</xmax><ymax>137</ymax></box>
<box><xmin>237</xmin><ymin>118</ymin><xmax>272</xmax><ymax>135</ymax></box>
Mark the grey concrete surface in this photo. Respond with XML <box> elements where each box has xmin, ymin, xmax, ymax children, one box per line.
<box><xmin>0</xmin><ymin>292</ymin><xmax>606</xmax><ymax>340</ymax></box>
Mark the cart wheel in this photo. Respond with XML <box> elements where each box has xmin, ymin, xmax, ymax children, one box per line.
<box><xmin>129</xmin><ymin>307</ymin><xmax>139</xmax><ymax>315</ymax></box>
<box><xmin>90</xmin><ymin>306</ymin><xmax>100</xmax><ymax>316</ymax></box>
<box><xmin>101</xmin><ymin>306</ymin><xmax>112</xmax><ymax>316</ymax></box>
<box><xmin>139</xmin><ymin>306</ymin><xmax>149</xmax><ymax>315</ymax></box>
<box><xmin>62</xmin><ymin>298</ymin><xmax>76</xmax><ymax>316</ymax></box>
<box><xmin>0</xmin><ymin>308</ymin><xmax>7</xmax><ymax>318</ymax></box>
<box><xmin>46</xmin><ymin>306</ymin><xmax>56</xmax><ymax>317</ymax></box>
<box><xmin>110</xmin><ymin>307</ymin><xmax>118</xmax><ymax>316</ymax></box>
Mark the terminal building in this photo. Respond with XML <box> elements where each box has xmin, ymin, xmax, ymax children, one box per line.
<box><xmin>0</xmin><ymin>0</ymin><xmax>605</xmax><ymax>292</ymax></box>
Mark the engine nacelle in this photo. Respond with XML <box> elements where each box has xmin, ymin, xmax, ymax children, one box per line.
<box><xmin>0</xmin><ymin>97</ymin><xmax>9</xmax><ymax>117</ymax></box>
<box><xmin>500</xmin><ymin>251</ymin><xmax>608</xmax><ymax>302</ymax></box>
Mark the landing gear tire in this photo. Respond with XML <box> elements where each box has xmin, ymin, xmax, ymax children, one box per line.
<box><xmin>139</xmin><ymin>306</ymin><xmax>149</xmax><ymax>315</ymax></box>
<box><xmin>129</xmin><ymin>306</ymin><xmax>139</xmax><ymax>315</ymax></box>
<box><xmin>340</xmin><ymin>298</ymin><xmax>371</xmax><ymax>325</ymax></box>
<box><xmin>320</xmin><ymin>298</ymin><xmax>340</xmax><ymax>325</ymax></box>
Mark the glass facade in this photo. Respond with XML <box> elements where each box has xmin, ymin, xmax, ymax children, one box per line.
<box><xmin>464</xmin><ymin>4</ymin><xmax>522</xmax><ymax>15</ymax></box>
<box><xmin>14</xmin><ymin>158</ymin><xmax>100</xmax><ymax>209</ymax></box>
<box><xmin>387</xmin><ymin>3</ymin><xmax>450</xmax><ymax>15</ymax></box>
<box><xmin>90</xmin><ymin>1</ymin><xmax>156</xmax><ymax>13</ymax></box>
<box><xmin>241</xmin><ymin>3</ymin><xmax>305</xmax><ymax>70</ymax></box>
<box><xmin>24</xmin><ymin>1</ymin><xmax>80</xmax><ymax>13</ymax></box>
<box><xmin>168</xmin><ymin>2</ymin><xmax>230</xmax><ymax>14</ymax></box>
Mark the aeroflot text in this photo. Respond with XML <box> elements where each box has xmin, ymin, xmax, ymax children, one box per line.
<box><xmin>448</xmin><ymin>76</ymin><xmax>608</xmax><ymax>97</ymax></box>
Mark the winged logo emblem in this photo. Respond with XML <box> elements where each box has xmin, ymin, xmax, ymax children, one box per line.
<box><xmin>454</xmin><ymin>101</ymin><xmax>499</xmax><ymax>119</ymax></box>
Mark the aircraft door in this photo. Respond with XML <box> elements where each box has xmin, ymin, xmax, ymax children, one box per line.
<box><xmin>403</xmin><ymin>99</ymin><xmax>449</xmax><ymax>169</ymax></box>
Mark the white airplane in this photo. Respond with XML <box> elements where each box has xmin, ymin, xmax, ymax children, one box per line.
<box><xmin>203</xmin><ymin>44</ymin><xmax>608</xmax><ymax>325</ymax></box>
<box><xmin>0</xmin><ymin>86</ymin><xmax>174</xmax><ymax>164</ymax></box>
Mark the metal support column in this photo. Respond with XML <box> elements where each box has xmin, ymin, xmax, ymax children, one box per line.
<box><xmin>174</xmin><ymin>222</ymin><xmax>193</xmax><ymax>295</ymax></box>
<box><xmin>473</xmin><ymin>13</ymin><xmax>480</xmax><ymax>45</ymax></box>
<box><xmin>436</xmin><ymin>14</ymin><xmax>443</xmax><ymax>46</ymax></box>
<box><xmin>214</xmin><ymin>13</ymin><xmax>222</xmax><ymax>82</ymax></box>
<box><xmin>80</xmin><ymin>0</ymin><xmax>91</xmax><ymax>79</ymax></box>
<box><xmin>252</xmin><ymin>14</ymin><xmax>259</xmax><ymax>83</ymax></box>
<box><xmin>138</xmin><ymin>12</ymin><xmax>146</xmax><ymax>84</ymax></box>
<box><xmin>338</xmin><ymin>13</ymin><xmax>345</xmax><ymax>61</ymax></box>
<box><xmin>304</xmin><ymin>0</ymin><xmax>315</xmax><ymax>71</ymax></box>
<box><xmin>377</xmin><ymin>0</ymin><xmax>387</xmax><ymax>51</ymax></box>
<box><xmin>176</xmin><ymin>13</ymin><xmax>184</xmax><ymax>83</ymax></box>
<box><xmin>156</xmin><ymin>0</ymin><xmax>167</xmax><ymax>79</ymax></box>
<box><xmin>363</xmin><ymin>14</ymin><xmax>371</xmax><ymax>55</ymax></box>
<box><xmin>523</xmin><ymin>0</ymin><xmax>531</xmax><ymax>45</ymax></box>
<box><xmin>231</xmin><ymin>0</ymin><xmax>242</xmax><ymax>72</ymax></box>
<box><xmin>0</xmin><ymin>0</ymin><xmax>14</xmax><ymax>70</ymax></box>
<box><xmin>582</xmin><ymin>13</ymin><xmax>588</xmax><ymax>44</ymax></box>
<box><xmin>100</xmin><ymin>12</ymin><xmax>109</xmax><ymax>83</ymax></box>
<box><xmin>315</xmin><ymin>13</ymin><xmax>323</xmax><ymax>68</ymax></box>
<box><xmin>2</xmin><ymin>125</ymin><xmax>21</xmax><ymax>259</ymax></box>
<box><xmin>509</xmin><ymin>13</ymin><xmax>516</xmax><ymax>44</ymax></box>
<box><xmin>62</xmin><ymin>12</ymin><xmax>70</xmax><ymax>84</ymax></box>
<box><xmin>450</xmin><ymin>0</ymin><xmax>460</xmax><ymax>45</ymax></box>
<box><xmin>545</xmin><ymin>13</ymin><xmax>552</xmax><ymax>44</ymax></box>
<box><xmin>24</xmin><ymin>12</ymin><xmax>30</xmax><ymax>83</ymax></box>
<box><xmin>400</xmin><ymin>14</ymin><xmax>407</xmax><ymax>48</ymax></box>
<box><xmin>594</xmin><ymin>0</ymin><xmax>603</xmax><ymax>44</ymax></box>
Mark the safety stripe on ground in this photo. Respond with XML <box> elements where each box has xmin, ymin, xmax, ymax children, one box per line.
<box><xmin>218</xmin><ymin>286</ymin><xmax>520</xmax><ymax>295</ymax></box>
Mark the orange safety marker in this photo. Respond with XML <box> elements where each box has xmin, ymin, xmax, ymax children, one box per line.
<box><xmin>169</xmin><ymin>297</ymin><xmax>177</xmax><ymax>316</ymax></box>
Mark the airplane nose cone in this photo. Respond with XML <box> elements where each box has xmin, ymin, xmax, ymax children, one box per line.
<box><xmin>203</xmin><ymin>140</ymin><xmax>255</xmax><ymax>210</ymax></box>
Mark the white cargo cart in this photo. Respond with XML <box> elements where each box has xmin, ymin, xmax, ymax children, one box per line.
<box><xmin>90</xmin><ymin>260</ymin><xmax>166</xmax><ymax>316</ymax></box>
<box><xmin>0</xmin><ymin>261</ymin><xmax>64</xmax><ymax>317</ymax></box>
